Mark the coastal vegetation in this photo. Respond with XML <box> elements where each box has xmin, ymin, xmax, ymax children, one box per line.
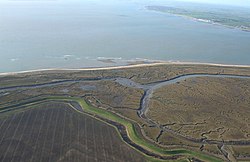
<box><xmin>148</xmin><ymin>77</ymin><xmax>250</xmax><ymax>141</ymax></box>
<box><xmin>0</xmin><ymin>63</ymin><xmax>250</xmax><ymax>161</ymax></box>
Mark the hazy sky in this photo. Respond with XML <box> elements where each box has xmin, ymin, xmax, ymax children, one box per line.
<box><xmin>177</xmin><ymin>0</ymin><xmax>250</xmax><ymax>7</ymax></box>
<box><xmin>0</xmin><ymin>0</ymin><xmax>250</xmax><ymax>7</ymax></box>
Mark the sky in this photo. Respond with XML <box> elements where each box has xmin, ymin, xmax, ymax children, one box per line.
<box><xmin>177</xmin><ymin>0</ymin><xmax>250</xmax><ymax>7</ymax></box>
<box><xmin>0</xmin><ymin>0</ymin><xmax>250</xmax><ymax>7</ymax></box>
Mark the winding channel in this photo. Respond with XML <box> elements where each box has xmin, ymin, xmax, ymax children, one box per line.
<box><xmin>1</xmin><ymin>73</ymin><xmax>250</xmax><ymax>159</ymax></box>
<box><xmin>138</xmin><ymin>74</ymin><xmax>250</xmax><ymax>119</ymax></box>
<box><xmin>136</xmin><ymin>74</ymin><xmax>250</xmax><ymax>148</ymax></box>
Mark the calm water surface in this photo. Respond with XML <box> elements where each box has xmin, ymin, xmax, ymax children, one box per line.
<box><xmin>0</xmin><ymin>0</ymin><xmax>250</xmax><ymax>72</ymax></box>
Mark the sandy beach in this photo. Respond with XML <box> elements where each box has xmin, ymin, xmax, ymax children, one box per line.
<box><xmin>1</xmin><ymin>61</ymin><xmax>250</xmax><ymax>76</ymax></box>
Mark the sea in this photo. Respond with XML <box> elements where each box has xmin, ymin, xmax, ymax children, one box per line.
<box><xmin>0</xmin><ymin>0</ymin><xmax>250</xmax><ymax>73</ymax></box>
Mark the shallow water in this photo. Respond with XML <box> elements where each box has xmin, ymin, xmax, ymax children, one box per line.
<box><xmin>0</xmin><ymin>0</ymin><xmax>250</xmax><ymax>72</ymax></box>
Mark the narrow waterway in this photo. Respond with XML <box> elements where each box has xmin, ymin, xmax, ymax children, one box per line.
<box><xmin>138</xmin><ymin>74</ymin><xmax>250</xmax><ymax>118</ymax></box>
<box><xmin>1</xmin><ymin>72</ymin><xmax>250</xmax><ymax>160</ymax></box>
<box><xmin>1</xmin><ymin>73</ymin><xmax>250</xmax><ymax>141</ymax></box>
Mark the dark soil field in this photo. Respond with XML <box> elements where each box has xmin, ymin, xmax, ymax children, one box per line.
<box><xmin>0</xmin><ymin>102</ymin><xmax>146</xmax><ymax>162</ymax></box>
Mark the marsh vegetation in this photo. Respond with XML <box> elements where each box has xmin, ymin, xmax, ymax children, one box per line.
<box><xmin>0</xmin><ymin>63</ymin><xmax>250</xmax><ymax>161</ymax></box>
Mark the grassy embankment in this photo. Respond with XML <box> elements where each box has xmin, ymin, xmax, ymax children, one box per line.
<box><xmin>0</xmin><ymin>95</ymin><xmax>222</xmax><ymax>161</ymax></box>
<box><xmin>43</xmin><ymin>96</ymin><xmax>223</xmax><ymax>162</ymax></box>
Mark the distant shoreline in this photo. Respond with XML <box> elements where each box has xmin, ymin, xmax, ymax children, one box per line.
<box><xmin>146</xmin><ymin>6</ymin><xmax>250</xmax><ymax>32</ymax></box>
<box><xmin>1</xmin><ymin>61</ymin><xmax>250</xmax><ymax>76</ymax></box>
<box><xmin>173</xmin><ymin>13</ymin><xmax>250</xmax><ymax>32</ymax></box>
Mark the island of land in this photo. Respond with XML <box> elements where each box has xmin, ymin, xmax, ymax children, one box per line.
<box><xmin>0</xmin><ymin>62</ymin><xmax>250</xmax><ymax>162</ymax></box>
<box><xmin>146</xmin><ymin>5</ymin><xmax>250</xmax><ymax>32</ymax></box>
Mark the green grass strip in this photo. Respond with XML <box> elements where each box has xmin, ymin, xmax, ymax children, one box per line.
<box><xmin>46</xmin><ymin>96</ymin><xmax>222</xmax><ymax>162</ymax></box>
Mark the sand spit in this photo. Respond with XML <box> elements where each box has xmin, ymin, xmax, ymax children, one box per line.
<box><xmin>0</xmin><ymin>61</ymin><xmax>250</xmax><ymax>76</ymax></box>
